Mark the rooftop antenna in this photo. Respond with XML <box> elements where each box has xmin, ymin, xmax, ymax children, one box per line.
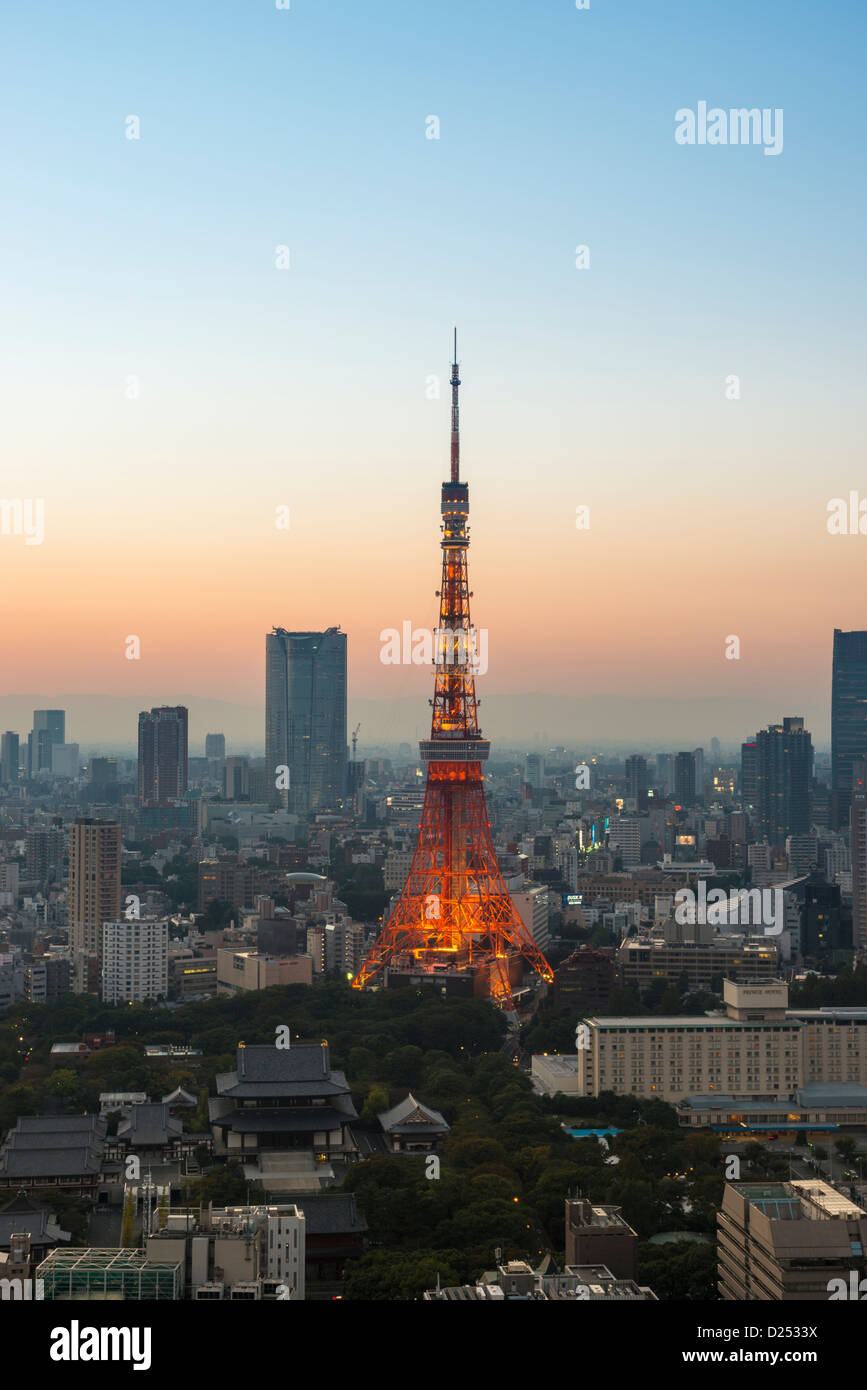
<box><xmin>450</xmin><ymin>327</ymin><xmax>460</xmax><ymax>483</ymax></box>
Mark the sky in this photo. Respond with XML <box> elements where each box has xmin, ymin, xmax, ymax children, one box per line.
<box><xmin>1</xmin><ymin>0</ymin><xmax>865</xmax><ymax>749</ymax></box>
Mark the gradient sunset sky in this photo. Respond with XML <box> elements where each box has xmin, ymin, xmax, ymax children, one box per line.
<box><xmin>1</xmin><ymin>0</ymin><xmax>865</xmax><ymax>746</ymax></box>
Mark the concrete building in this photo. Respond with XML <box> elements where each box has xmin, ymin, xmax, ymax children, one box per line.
<box><xmin>850</xmin><ymin>761</ymin><xmax>867</xmax><ymax>953</ymax></box>
<box><xmin>197</xmin><ymin>859</ymin><xmax>255</xmax><ymax>914</ymax></box>
<box><xmin>718</xmin><ymin>1180</ymin><xmax>867</xmax><ymax>1300</ymax></box>
<box><xmin>677</xmin><ymin>1083</ymin><xmax>867</xmax><ymax>1132</ymax></box>
<box><xmin>24</xmin><ymin>826</ymin><xmax>65</xmax><ymax>885</ymax></box>
<box><xmin>216</xmin><ymin>949</ymin><xmax>313</xmax><ymax>994</ymax></box>
<box><xmin>575</xmin><ymin>980</ymin><xmax>802</xmax><ymax>1102</ymax></box>
<box><xmin>69</xmin><ymin>819</ymin><xmax>122</xmax><ymax>992</ymax></box>
<box><xmin>384</xmin><ymin>849</ymin><xmax>414</xmax><ymax>891</ymax></box>
<box><xmin>101</xmin><ymin>918</ymin><xmax>169</xmax><ymax>1004</ymax></box>
<box><xmin>512</xmin><ymin>882</ymin><xmax>550</xmax><ymax>952</ymax></box>
<box><xmin>531</xmin><ymin>1054</ymin><xmax>580</xmax><ymax>1097</ymax></box>
<box><xmin>796</xmin><ymin>1007</ymin><xmax>867</xmax><ymax>1089</ymax></box>
<box><xmin>424</xmin><ymin>1259</ymin><xmax>656</xmax><ymax>1301</ymax></box>
<box><xmin>564</xmin><ymin>1200</ymin><xmax>639</xmax><ymax>1279</ymax></box>
<box><xmin>137</xmin><ymin>706</ymin><xmax>188</xmax><ymax>806</ymax></box>
<box><xmin>617</xmin><ymin>935</ymin><xmax>779</xmax><ymax>993</ymax></box>
<box><xmin>51</xmin><ymin>743</ymin><xmax>79</xmax><ymax>778</ymax></box>
<box><xmin>0</xmin><ymin>732</ymin><xmax>19</xmax><ymax>784</ymax></box>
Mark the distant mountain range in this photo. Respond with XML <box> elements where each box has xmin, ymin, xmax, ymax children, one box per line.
<box><xmin>0</xmin><ymin>692</ymin><xmax>830</xmax><ymax>756</ymax></box>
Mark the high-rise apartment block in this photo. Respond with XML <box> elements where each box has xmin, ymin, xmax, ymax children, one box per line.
<box><xmin>265</xmin><ymin>627</ymin><xmax>347</xmax><ymax>815</ymax></box>
<box><xmin>24</xmin><ymin>825</ymin><xmax>65</xmax><ymax>885</ymax></box>
<box><xmin>746</xmin><ymin>717</ymin><xmax>813</xmax><ymax>844</ymax></box>
<box><xmin>137</xmin><ymin>706</ymin><xmax>188</xmax><ymax>805</ymax></box>
<box><xmin>851</xmin><ymin>761</ymin><xmax>867</xmax><ymax>953</ymax></box>
<box><xmin>69</xmin><ymin>819</ymin><xmax>123</xmax><ymax>990</ymax></box>
<box><xmin>101</xmin><ymin>918</ymin><xmax>169</xmax><ymax>1004</ymax></box>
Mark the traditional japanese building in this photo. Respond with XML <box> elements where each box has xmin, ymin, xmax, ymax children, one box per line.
<box><xmin>377</xmin><ymin>1093</ymin><xmax>450</xmax><ymax>1153</ymax></box>
<box><xmin>209</xmin><ymin>1043</ymin><xmax>357</xmax><ymax>1181</ymax></box>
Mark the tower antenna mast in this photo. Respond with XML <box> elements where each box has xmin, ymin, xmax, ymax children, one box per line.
<box><xmin>450</xmin><ymin>327</ymin><xmax>460</xmax><ymax>484</ymax></box>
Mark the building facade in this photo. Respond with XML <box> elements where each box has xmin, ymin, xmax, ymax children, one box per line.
<box><xmin>137</xmin><ymin>706</ymin><xmax>189</xmax><ymax>805</ymax></box>
<box><xmin>265</xmin><ymin>627</ymin><xmax>347</xmax><ymax>816</ymax></box>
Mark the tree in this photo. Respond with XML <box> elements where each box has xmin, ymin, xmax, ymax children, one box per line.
<box><xmin>360</xmin><ymin>1083</ymin><xmax>390</xmax><ymax>1127</ymax></box>
<box><xmin>344</xmin><ymin>1250</ymin><xmax>461</xmax><ymax>1300</ymax></box>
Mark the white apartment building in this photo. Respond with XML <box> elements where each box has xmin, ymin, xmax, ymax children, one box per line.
<box><xmin>101</xmin><ymin>918</ymin><xmax>169</xmax><ymax>1004</ymax></box>
<box><xmin>607</xmin><ymin>816</ymin><xmax>642</xmax><ymax>867</ymax></box>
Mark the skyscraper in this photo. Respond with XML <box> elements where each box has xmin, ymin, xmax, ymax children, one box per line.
<box><xmin>265</xmin><ymin>627</ymin><xmax>347</xmax><ymax>815</ymax></box>
<box><xmin>674</xmin><ymin>752</ymin><xmax>696</xmax><ymax>805</ymax></box>
<box><xmin>69</xmin><ymin>818</ymin><xmax>122</xmax><ymax>993</ymax></box>
<box><xmin>831</xmin><ymin>629</ymin><xmax>867</xmax><ymax>829</ymax></box>
<box><xmin>693</xmin><ymin>747</ymin><xmax>705</xmax><ymax>803</ymax></box>
<box><xmin>850</xmin><ymin>761</ymin><xmax>867</xmax><ymax>954</ymax></box>
<box><xmin>752</xmin><ymin>717</ymin><xmax>813</xmax><ymax>844</ymax></box>
<box><xmin>625</xmin><ymin>754</ymin><xmax>648</xmax><ymax>809</ymax></box>
<box><xmin>205</xmin><ymin>733</ymin><xmax>226</xmax><ymax>760</ymax></box>
<box><xmin>28</xmin><ymin>709</ymin><xmax>65</xmax><ymax>776</ymax></box>
<box><xmin>0</xmin><ymin>732</ymin><xmax>19</xmax><ymax>784</ymax></box>
<box><xmin>741</xmin><ymin>740</ymin><xmax>758</xmax><ymax>809</ymax></box>
<box><xmin>137</xmin><ymin>706</ymin><xmax>189</xmax><ymax>805</ymax></box>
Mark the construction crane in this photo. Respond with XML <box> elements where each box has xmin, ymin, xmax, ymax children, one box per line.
<box><xmin>351</xmin><ymin>724</ymin><xmax>361</xmax><ymax>759</ymax></box>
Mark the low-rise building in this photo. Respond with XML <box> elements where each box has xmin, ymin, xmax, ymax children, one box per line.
<box><xmin>377</xmin><ymin>1094</ymin><xmax>449</xmax><ymax>1152</ymax></box>
<box><xmin>423</xmin><ymin>1259</ymin><xmax>656</xmax><ymax>1301</ymax></box>
<box><xmin>0</xmin><ymin>1115</ymin><xmax>106</xmax><ymax>1196</ymax></box>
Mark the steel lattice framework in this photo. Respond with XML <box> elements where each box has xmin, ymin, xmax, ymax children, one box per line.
<box><xmin>352</xmin><ymin>335</ymin><xmax>554</xmax><ymax>1011</ymax></box>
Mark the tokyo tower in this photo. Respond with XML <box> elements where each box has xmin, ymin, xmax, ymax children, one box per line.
<box><xmin>352</xmin><ymin>334</ymin><xmax>554</xmax><ymax>1013</ymax></box>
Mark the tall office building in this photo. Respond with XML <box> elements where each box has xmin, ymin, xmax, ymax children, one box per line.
<box><xmin>205</xmin><ymin>733</ymin><xmax>226</xmax><ymax>761</ymax></box>
<box><xmin>851</xmin><ymin>760</ymin><xmax>867</xmax><ymax>953</ymax></box>
<box><xmin>224</xmin><ymin>756</ymin><xmax>250</xmax><ymax>800</ymax></box>
<box><xmin>28</xmin><ymin>709</ymin><xmax>65</xmax><ymax>775</ymax></box>
<box><xmin>0</xmin><ymin>732</ymin><xmax>19</xmax><ymax>784</ymax></box>
<box><xmin>752</xmin><ymin>717</ymin><xmax>813</xmax><ymax>844</ymax></box>
<box><xmin>265</xmin><ymin>627</ymin><xmax>347</xmax><ymax>815</ymax></box>
<box><xmin>831</xmin><ymin>629</ymin><xmax>867</xmax><ymax>829</ymax></box>
<box><xmin>674</xmin><ymin>751</ymin><xmax>696</xmax><ymax>805</ymax></box>
<box><xmin>137</xmin><ymin>706</ymin><xmax>189</xmax><ymax>805</ymax></box>
<box><xmin>655</xmin><ymin>753</ymin><xmax>673</xmax><ymax>795</ymax></box>
<box><xmin>205</xmin><ymin>733</ymin><xmax>226</xmax><ymax>787</ymax></box>
<box><xmin>693</xmin><ymin>747</ymin><xmax>705</xmax><ymax>803</ymax></box>
<box><xmin>69</xmin><ymin>819</ymin><xmax>123</xmax><ymax>992</ymax></box>
<box><xmin>524</xmin><ymin>753</ymin><xmax>545</xmax><ymax>792</ymax></box>
<box><xmin>624</xmin><ymin>755</ymin><xmax>648</xmax><ymax>809</ymax></box>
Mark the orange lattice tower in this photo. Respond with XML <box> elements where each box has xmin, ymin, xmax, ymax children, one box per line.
<box><xmin>352</xmin><ymin>333</ymin><xmax>553</xmax><ymax>1012</ymax></box>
